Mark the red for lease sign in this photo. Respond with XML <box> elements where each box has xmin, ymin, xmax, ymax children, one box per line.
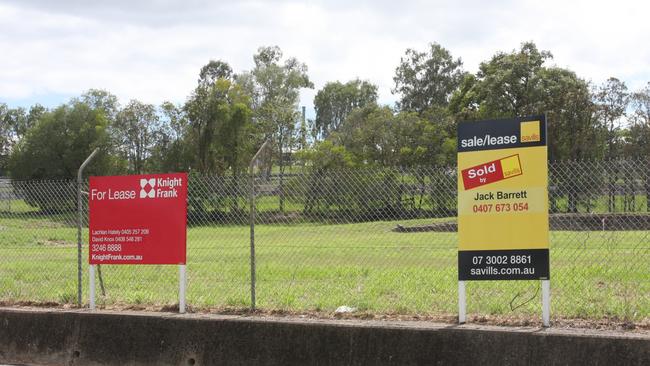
<box><xmin>88</xmin><ymin>173</ymin><xmax>187</xmax><ymax>265</ymax></box>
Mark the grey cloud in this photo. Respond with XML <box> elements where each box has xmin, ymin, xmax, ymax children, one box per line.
<box><xmin>1</xmin><ymin>0</ymin><xmax>278</xmax><ymax>28</ymax></box>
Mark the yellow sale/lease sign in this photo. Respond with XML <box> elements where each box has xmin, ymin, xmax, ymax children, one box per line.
<box><xmin>457</xmin><ymin>115</ymin><xmax>549</xmax><ymax>281</ymax></box>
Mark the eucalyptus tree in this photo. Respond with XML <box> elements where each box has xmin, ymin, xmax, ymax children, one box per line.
<box><xmin>313</xmin><ymin>79</ymin><xmax>377</xmax><ymax>140</ymax></box>
<box><xmin>393</xmin><ymin>42</ymin><xmax>464</xmax><ymax>114</ymax></box>
<box><xmin>185</xmin><ymin>60</ymin><xmax>253</xmax><ymax>176</ymax></box>
<box><xmin>114</xmin><ymin>100</ymin><xmax>160</xmax><ymax>174</ymax></box>
<box><xmin>594</xmin><ymin>77</ymin><xmax>629</xmax><ymax>159</ymax></box>
<box><xmin>239</xmin><ymin>46</ymin><xmax>313</xmax><ymax>212</ymax></box>
<box><xmin>627</xmin><ymin>83</ymin><xmax>650</xmax><ymax>211</ymax></box>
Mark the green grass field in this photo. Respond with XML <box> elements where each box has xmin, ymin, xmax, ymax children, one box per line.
<box><xmin>0</xmin><ymin>200</ymin><xmax>648</xmax><ymax>322</ymax></box>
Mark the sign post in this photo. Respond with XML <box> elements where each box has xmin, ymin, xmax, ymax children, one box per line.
<box><xmin>457</xmin><ymin>116</ymin><xmax>550</xmax><ymax>326</ymax></box>
<box><xmin>88</xmin><ymin>173</ymin><xmax>188</xmax><ymax>313</ymax></box>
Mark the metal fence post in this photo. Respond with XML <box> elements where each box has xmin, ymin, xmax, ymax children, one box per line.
<box><xmin>77</xmin><ymin>148</ymin><xmax>98</xmax><ymax>307</ymax></box>
<box><xmin>249</xmin><ymin>140</ymin><xmax>270</xmax><ymax>311</ymax></box>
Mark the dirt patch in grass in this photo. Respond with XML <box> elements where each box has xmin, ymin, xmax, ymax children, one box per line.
<box><xmin>394</xmin><ymin>213</ymin><xmax>650</xmax><ymax>232</ymax></box>
<box><xmin>37</xmin><ymin>239</ymin><xmax>75</xmax><ymax>246</ymax></box>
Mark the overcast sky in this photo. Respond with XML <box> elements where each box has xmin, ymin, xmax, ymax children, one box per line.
<box><xmin>1</xmin><ymin>0</ymin><xmax>648</xmax><ymax>115</ymax></box>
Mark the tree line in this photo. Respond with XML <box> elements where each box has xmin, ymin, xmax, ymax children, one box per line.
<box><xmin>1</xmin><ymin>41</ymin><xmax>650</xmax><ymax>181</ymax></box>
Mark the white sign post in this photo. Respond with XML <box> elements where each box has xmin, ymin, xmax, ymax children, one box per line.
<box><xmin>458</xmin><ymin>281</ymin><xmax>466</xmax><ymax>324</ymax></box>
<box><xmin>179</xmin><ymin>264</ymin><xmax>186</xmax><ymax>314</ymax></box>
<box><xmin>89</xmin><ymin>264</ymin><xmax>96</xmax><ymax>310</ymax></box>
<box><xmin>542</xmin><ymin>279</ymin><xmax>550</xmax><ymax>327</ymax></box>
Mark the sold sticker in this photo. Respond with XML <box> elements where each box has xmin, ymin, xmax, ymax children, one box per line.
<box><xmin>461</xmin><ymin>154</ymin><xmax>522</xmax><ymax>190</ymax></box>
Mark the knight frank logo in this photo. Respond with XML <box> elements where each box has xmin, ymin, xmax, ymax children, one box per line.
<box><xmin>140</xmin><ymin>178</ymin><xmax>156</xmax><ymax>198</ymax></box>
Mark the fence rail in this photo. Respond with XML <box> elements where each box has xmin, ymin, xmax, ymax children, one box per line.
<box><xmin>0</xmin><ymin>158</ymin><xmax>648</xmax><ymax>324</ymax></box>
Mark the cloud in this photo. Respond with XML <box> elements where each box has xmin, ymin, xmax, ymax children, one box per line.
<box><xmin>0</xmin><ymin>0</ymin><xmax>648</xmax><ymax>113</ymax></box>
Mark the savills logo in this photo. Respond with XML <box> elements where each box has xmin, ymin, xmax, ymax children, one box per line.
<box><xmin>520</xmin><ymin>120</ymin><xmax>541</xmax><ymax>143</ymax></box>
<box><xmin>140</xmin><ymin>178</ymin><xmax>156</xmax><ymax>198</ymax></box>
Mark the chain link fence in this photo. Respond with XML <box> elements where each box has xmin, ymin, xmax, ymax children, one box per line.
<box><xmin>0</xmin><ymin>159</ymin><xmax>648</xmax><ymax>324</ymax></box>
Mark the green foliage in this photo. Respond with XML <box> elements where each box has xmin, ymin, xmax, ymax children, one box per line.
<box><xmin>475</xmin><ymin>41</ymin><xmax>552</xmax><ymax>117</ymax></box>
<box><xmin>80</xmin><ymin>89</ymin><xmax>120</xmax><ymax>122</ymax></box>
<box><xmin>594</xmin><ymin>77</ymin><xmax>629</xmax><ymax>159</ymax></box>
<box><xmin>313</xmin><ymin>79</ymin><xmax>377</xmax><ymax>139</ymax></box>
<box><xmin>186</xmin><ymin>172</ymin><xmax>248</xmax><ymax>223</ymax></box>
<box><xmin>627</xmin><ymin>83</ymin><xmax>650</xmax><ymax>157</ymax></box>
<box><xmin>148</xmin><ymin>102</ymin><xmax>193</xmax><ymax>173</ymax></box>
<box><xmin>183</xmin><ymin>61</ymin><xmax>256</xmax><ymax>217</ymax></box>
<box><xmin>0</xmin><ymin>103</ymin><xmax>11</xmax><ymax>172</ymax></box>
<box><xmin>0</xmin><ymin>104</ymin><xmax>43</xmax><ymax>173</ymax></box>
<box><xmin>244</xmin><ymin>46</ymin><xmax>313</xmax><ymax>157</ymax></box>
<box><xmin>114</xmin><ymin>100</ymin><xmax>160</xmax><ymax>174</ymax></box>
<box><xmin>7</xmin><ymin>101</ymin><xmax>118</xmax><ymax>211</ymax></box>
<box><xmin>393</xmin><ymin>43</ymin><xmax>464</xmax><ymax>113</ymax></box>
<box><xmin>331</xmin><ymin>105</ymin><xmax>455</xmax><ymax>167</ymax></box>
<box><xmin>185</xmin><ymin>68</ymin><xmax>254</xmax><ymax>175</ymax></box>
<box><xmin>3</xmin><ymin>41</ymin><xmax>650</xmax><ymax>183</ymax></box>
<box><xmin>8</xmin><ymin>101</ymin><xmax>114</xmax><ymax>180</ymax></box>
<box><xmin>449</xmin><ymin>42</ymin><xmax>604</xmax><ymax>161</ymax></box>
<box><xmin>539</xmin><ymin>67</ymin><xmax>605</xmax><ymax>161</ymax></box>
<box><xmin>198</xmin><ymin>60</ymin><xmax>233</xmax><ymax>86</ymax></box>
<box><xmin>296</xmin><ymin>140</ymin><xmax>357</xmax><ymax>170</ymax></box>
<box><xmin>299</xmin><ymin>169</ymin><xmax>405</xmax><ymax>220</ymax></box>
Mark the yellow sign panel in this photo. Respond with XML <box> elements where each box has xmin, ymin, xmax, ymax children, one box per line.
<box><xmin>458</xmin><ymin>146</ymin><xmax>548</xmax><ymax>250</ymax></box>
<box><xmin>457</xmin><ymin>116</ymin><xmax>549</xmax><ymax>280</ymax></box>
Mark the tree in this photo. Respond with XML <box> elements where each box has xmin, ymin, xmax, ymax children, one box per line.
<box><xmin>334</xmin><ymin>105</ymin><xmax>395</xmax><ymax>165</ymax></box>
<box><xmin>114</xmin><ymin>100</ymin><xmax>160</xmax><ymax>174</ymax></box>
<box><xmin>313</xmin><ymin>79</ymin><xmax>377</xmax><ymax>139</ymax></box>
<box><xmin>80</xmin><ymin>89</ymin><xmax>120</xmax><ymax>123</ymax></box>
<box><xmin>198</xmin><ymin>60</ymin><xmax>233</xmax><ymax>86</ymax></box>
<box><xmin>0</xmin><ymin>104</ymin><xmax>12</xmax><ymax>155</ymax></box>
<box><xmin>0</xmin><ymin>104</ymin><xmax>9</xmax><ymax>173</ymax></box>
<box><xmin>149</xmin><ymin>102</ymin><xmax>192</xmax><ymax>173</ymax></box>
<box><xmin>449</xmin><ymin>44</ymin><xmax>604</xmax><ymax>212</ymax></box>
<box><xmin>0</xmin><ymin>104</ymin><xmax>46</xmax><ymax>173</ymax></box>
<box><xmin>214</xmin><ymin>97</ymin><xmax>252</xmax><ymax>177</ymax></box>
<box><xmin>629</xmin><ymin>82</ymin><xmax>650</xmax><ymax>136</ymax></box>
<box><xmin>627</xmin><ymin>83</ymin><xmax>650</xmax><ymax>211</ymax></box>
<box><xmin>185</xmin><ymin>61</ymin><xmax>253</xmax><ymax>175</ymax></box>
<box><xmin>333</xmin><ymin>105</ymin><xmax>455</xmax><ymax>168</ymax></box>
<box><xmin>24</xmin><ymin>104</ymin><xmax>46</xmax><ymax>138</ymax></box>
<box><xmin>450</xmin><ymin>42</ymin><xmax>552</xmax><ymax>119</ymax></box>
<box><xmin>241</xmin><ymin>46</ymin><xmax>313</xmax><ymax>212</ymax></box>
<box><xmin>534</xmin><ymin>68</ymin><xmax>606</xmax><ymax>212</ymax></box>
<box><xmin>393</xmin><ymin>43</ymin><xmax>464</xmax><ymax>114</ymax></box>
<box><xmin>448</xmin><ymin>42</ymin><xmax>607</xmax><ymax>161</ymax></box>
<box><xmin>593</xmin><ymin>77</ymin><xmax>629</xmax><ymax>212</ymax></box>
<box><xmin>9</xmin><ymin>101</ymin><xmax>114</xmax><ymax>180</ymax></box>
<box><xmin>1</xmin><ymin>106</ymin><xmax>26</xmax><ymax>153</ymax></box>
<box><xmin>8</xmin><ymin>100</ymin><xmax>116</xmax><ymax>211</ymax></box>
<box><xmin>538</xmin><ymin>67</ymin><xmax>604</xmax><ymax>161</ymax></box>
<box><xmin>594</xmin><ymin>77</ymin><xmax>629</xmax><ymax>159</ymax></box>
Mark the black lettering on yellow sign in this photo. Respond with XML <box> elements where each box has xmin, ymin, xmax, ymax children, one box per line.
<box><xmin>458</xmin><ymin>115</ymin><xmax>549</xmax><ymax>281</ymax></box>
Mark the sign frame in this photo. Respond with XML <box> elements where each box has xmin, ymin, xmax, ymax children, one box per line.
<box><xmin>87</xmin><ymin>173</ymin><xmax>188</xmax><ymax>313</ymax></box>
<box><xmin>456</xmin><ymin>115</ymin><xmax>550</xmax><ymax>326</ymax></box>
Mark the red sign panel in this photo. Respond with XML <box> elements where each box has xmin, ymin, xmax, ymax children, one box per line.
<box><xmin>89</xmin><ymin>173</ymin><xmax>187</xmax><ymax>265</ymax></box>
<box><xmin>460</xmin><ymin>154</ymin><xmax>522</xmax><ymax>190</ymax></box>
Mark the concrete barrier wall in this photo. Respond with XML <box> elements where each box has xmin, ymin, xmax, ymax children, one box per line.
<box><xmin>0</xmin><ymin>308</ymin><xmax>648</xmax><ymax>366</ymax></box>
